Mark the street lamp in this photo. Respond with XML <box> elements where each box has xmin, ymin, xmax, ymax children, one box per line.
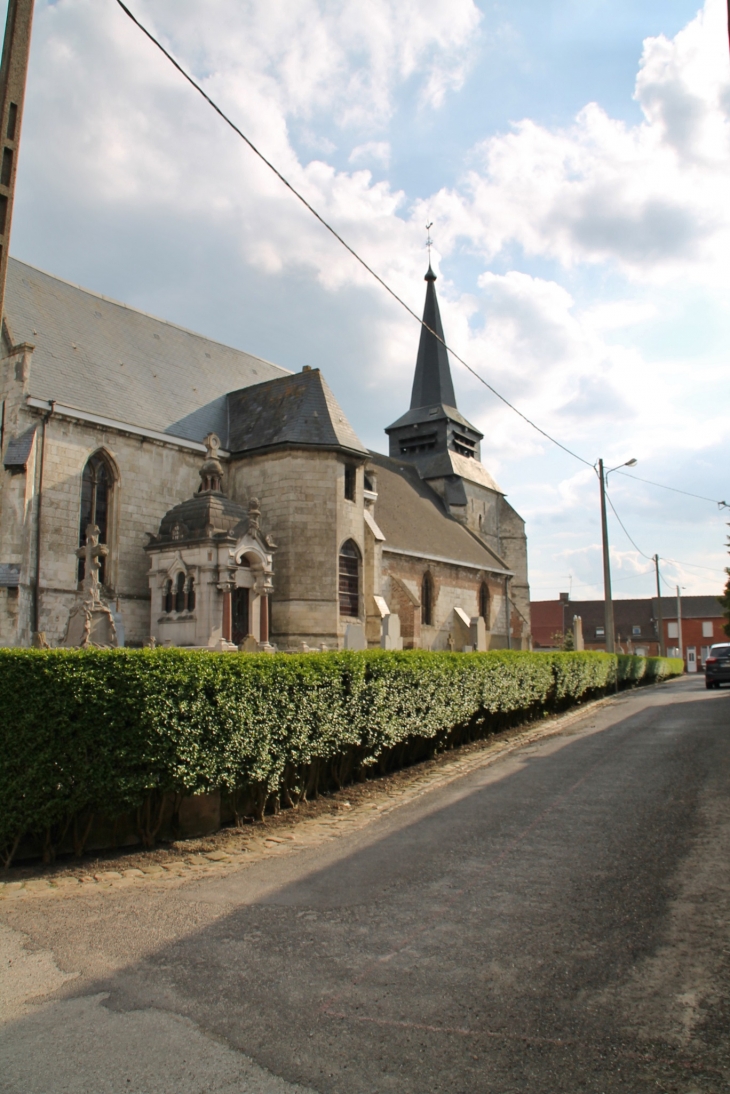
<box><xmin>597</xmin><ymin>457</ymin><xmax>637</xmax><ymax>653</ymax></box>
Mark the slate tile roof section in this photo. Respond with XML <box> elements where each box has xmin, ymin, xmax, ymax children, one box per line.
<box><xmin>654</xmin><ymin>595</ymin><xmax>725</xmax><ymax>619</ymax></box>
<box><xmin>5</xmin><ymin>258</ymin><xmax>289</xmax><ymax>443</ymax></box>
<box><xmin>368</xmin><ymin>452</ymin><xmax>510</xmax><ymax>573</ymax></box>
<box><xmin>3</xmin><ymin>425</ymin><xmax>36</xmax><ymax>470</ymax></box>
<box><xmin>227</xmin><ymin>368</ymin><xmax>367</xmax><ymax>456</ymax></box>
<box><xmin>0</xmin><ymin>563</ymin><xmax>20</xmax><ymax>587</ymax></box>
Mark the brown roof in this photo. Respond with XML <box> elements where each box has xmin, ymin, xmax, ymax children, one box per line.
<box><xmin>369</xmin><ymin>453</ymin><xmax>509</xmax><ymax>574</ymax></box>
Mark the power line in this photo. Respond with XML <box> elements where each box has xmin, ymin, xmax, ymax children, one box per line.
<box><xmin>114</xmin><ymin>0</ymin><xmax>728</xmax><ymax>512</ymax></box>
<box><xmin>659</xmin><ymin>556</ymin><xmax>727</xmax><ymax>576</ymax></box>
<box><xmin>606</xmin><ymin>489</ymin><xmax>726</xmax><ymax>577</ymax></box>
<box><xmin>614</xmin><ymin>469</ymin><xmax>728</xmax><ymax>508</ymax></box>
<box><xmin>113</xmin><ymin>0</ymin><xmax>594</xmax><ymax>469</ymax></box>
<box><xmin>604</xmin><ymin>490</ymin><xmax>652</xmax><ymax>560</ymax></box>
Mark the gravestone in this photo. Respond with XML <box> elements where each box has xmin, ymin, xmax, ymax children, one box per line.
<box><xmin>380</xmin><ymin>612</ymin><xmax>403</xmax><ymax>650</ymax></box>
<box><xmin>470</xmin><ymin>615</ymin><xmax>487</xmax><ymax>652</ymax></box>
<box><xmin>344</xmin><ymin>623</ymin><xmax>367</xmax><ymax>650</ymax></box>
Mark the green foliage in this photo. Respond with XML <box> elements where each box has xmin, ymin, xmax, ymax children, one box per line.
<box><xmin>719</xmin><ymin>567</ymin><xmax>730</xmax><ymax>639</ymax></box>
<box><xmin>0</xmin><ymin>648</ymin><xmax>682</xmax><ymax>866</ymax></box>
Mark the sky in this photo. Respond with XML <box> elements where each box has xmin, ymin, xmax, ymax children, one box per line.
<box><xmin>5</xmin><ymin>0</ymin><xmax>730</xmax><ymax>602</ymax></box>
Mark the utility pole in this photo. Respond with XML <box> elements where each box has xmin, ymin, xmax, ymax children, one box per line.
<box><xmin>0</xmin><ymin>0</ymin><xmax>36</xmax><ymax>329</ymax></box>
<box><xmin>654</xmin><ymin>554</ymin><xmax>665</xmax><ymax>656</ymax></box>
<box><xmin>597</xmin><ymin>457</ymin><xmax>637</xmax><ymax>655</ymax></box>
<box><xmin>676</xmin><ymin>585</ymin><xmax>684</xmax><ymax>669</ymax></box>
<box><xmin>598</xmin><ymin>459</ymin><xmax>615</xmax><ymax>653</ymax></box>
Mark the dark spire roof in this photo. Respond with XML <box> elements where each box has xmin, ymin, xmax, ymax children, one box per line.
<box><xmin>409</xmin><ymin>266</ymin><xmax>457</xmax><ymax>411</ymax></box>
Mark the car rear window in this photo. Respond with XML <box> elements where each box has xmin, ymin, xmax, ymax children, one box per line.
<box><xmin>709</xmin><ymin>645</ymin><xmax>730</xmax><ymax>656</ymax></box>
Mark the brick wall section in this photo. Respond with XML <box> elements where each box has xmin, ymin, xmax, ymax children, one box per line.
<box><xmin>382</xmin><ymin>553</ymin><xmax>515</xmax><ymax>651</ymax></box>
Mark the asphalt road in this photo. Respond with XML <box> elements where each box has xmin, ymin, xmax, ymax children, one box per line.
<box><xmin>1</xmin><ymin>675</ymin><xmax>729</xmax><ymax>1093</ymax></box>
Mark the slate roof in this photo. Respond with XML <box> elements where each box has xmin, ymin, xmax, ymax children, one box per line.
<box><xmin>227</xmin><ymin>368</ymin><xmax>367</xmax><ymax>456</ymax></box>
<box><xmin>654</xmin><ymin>595</ymin><xmax>724</xmax><ymax>619</ymax></box>
<box><xmin>415</xmin><ymin>449</ymin><xmax>503</xmax><ymax>493</ymax></box>
<box><xmin>368</xmin><ymin>452</ymin><xmax>510</xmax><ymax>573</ymax></box>
<box><xmin>410</xmin><ymin>267</ymin><xmax>456</xmax><ymax>410</ymax></box>
<box><xmin>5</xmin><ymin>258</ymin><xmax>288</xmax><ymax>443</ymax></box>
<box><xmin>3</xmin><ymin>425</ymin><xmax>36</xmax><ymax>470</ymax></box>
<box><xmin>0</xmin><ymin>563</ymin><xmax>20</xmax><ymax>587</ymax></box>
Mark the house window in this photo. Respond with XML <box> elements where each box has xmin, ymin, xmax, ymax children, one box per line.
<box><xmin>668</xmin><ymin>622</ymin><xmax>678</xmax><ymax>639</ymax></box>
<box><xmin>344</xmin><ymin>465</ymin><xmax>356</xmax><ymax>502</ymax></box>
<box><xmin>632</xmin><ymin>625</ymin><xmax>641</xmax><ymax>636</ymax></box>
<box><xmin>187</xmin><ymin>577</ymin><xmax>196</xmax><ymax>612</ymax></box>
<box><xmin>421</xmin><ymin>571</ymin><xmax>434</xmax><ymax>627</ymax></box>
<box><xmin>596</xmin><ymin>626</ymin><xmax>605</xmax><ymax>637</ymax></box>
<box><xmin>339</xmin><ymin>540</ymin><xmax>360</xmax><ymax>616</ymax></box>
<box><xmin>162</xmin><ymin>579</ymin><xmax>173</xmax><ymax>614</ymax></box>
<box><xmin>78</xmin><ymin>451</ymin><xmax>113</xmax><ymax>585</ymax></box>
<box><xmin>479</xmin><ymin>581</ymin><xmax>490</xmax><ymax>624</ymax></box>
<box><xmin>175</xmin><ymin>572</ymin><xmax>186</xmax><ymax>613</ymax></box>
<box><xmin>702</xmin><ymin>621</ymin><xmax>713</xmax><ymax>638</ymax></box>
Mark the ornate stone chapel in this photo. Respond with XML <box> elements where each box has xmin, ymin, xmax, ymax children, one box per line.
<box><xmin>0</xmin><ymin>258</ymin><xmax>531</xmax><ymax>652</ymax></box>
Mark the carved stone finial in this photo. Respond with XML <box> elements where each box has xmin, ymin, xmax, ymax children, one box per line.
<box><xmin>199</xmin><ymin>432</ymin><xmax>224</xmax><ymax>494</ymax></box>
<box><xmin>247</xmin><ymin>497</ymin><xmax>261</xmax><ymax>532</ymax></box>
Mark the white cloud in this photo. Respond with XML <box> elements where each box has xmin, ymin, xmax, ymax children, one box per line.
<box><xmin>349</xmin><ymin>141</ymin><xmax>391</xmax><ymax>167</ymax></box>
<box><xmin>420</xmin><ymin>0</ymin><xmax>730</xmax><ymax>284</ymax></box>
<box><xmin>10</xmin><ymin>0</ymin><xmax>728</xmax><ymax>599</ymax></box>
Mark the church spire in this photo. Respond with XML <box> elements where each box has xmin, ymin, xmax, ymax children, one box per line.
<box><xmin>409</xmin><ymin>265</ymin><xmax>457</xmax><ymax>411</ymax></box>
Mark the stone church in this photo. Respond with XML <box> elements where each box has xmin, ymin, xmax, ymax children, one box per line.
<box><xmin>0</xmin><ymin>256</ymin><xmax>531</xmax><ymax>652</ymax></box>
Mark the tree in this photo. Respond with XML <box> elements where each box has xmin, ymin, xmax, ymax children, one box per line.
<box><xmin>720</xmin><ymin>524</ymin><xmax>730</xmax><ymax>638</ymax></box>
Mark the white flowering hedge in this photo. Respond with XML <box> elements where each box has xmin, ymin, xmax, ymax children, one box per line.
<box><xmin>0</xmin><ymin>648</ymin><xmax>682</xmax><ymax>866</ymax></box>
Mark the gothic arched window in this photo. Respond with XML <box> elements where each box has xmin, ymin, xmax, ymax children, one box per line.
<box><xmin>187</xmin><ymin>576</ymin><xmax>196</xmax><ymax>612</ymax></box>
<box><xmin>338</xmin><ymin>539</ymin><xmax>360</xmax><ymax>617</ymax></box>
<box><xmin>78</xmin><ymin>451</ymin><xmax>113</xmax><ymax>585</ymax></box>
<box><xmin>421</xmin><ymin>571</ymin><xmax>434</xmax><ymax>627</ymax></box>
<box><xmin>479</xmin><ymin>581</ymin><xmax>490</xmax><ymax>624</ymax></box>
<box><xmin>175</xmin><ymin>572</ymin><xmax>186</xmax><ymax>613</ymax></box>
<box><xmin>163</xmin><ymin>579</ymin><xmax>173</xmax><ymax>614</ymax></box>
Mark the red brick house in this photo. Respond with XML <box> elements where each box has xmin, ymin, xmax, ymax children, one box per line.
<box><xmin>531</xmin><ymin>594</ymin><xmax>726</xmax><ymax>671</ymax></box>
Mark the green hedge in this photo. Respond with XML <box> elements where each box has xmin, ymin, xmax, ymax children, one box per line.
<box><xmin>0</xmin><ymin>648</ymin><xmax>682</xmax><ymax>866</ymax></box>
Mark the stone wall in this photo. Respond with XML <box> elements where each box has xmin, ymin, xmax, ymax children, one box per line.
<box><xmin>382</xmin><ymin>552</ymin><xmax>510</xmax><ymax>651</ymax></box>
<box><xmin>0</xmin><ymin>397</ymin><xmax>207</xmax><ymax>647</ymax></box>
<box><xmin>228</xmin><ymin>449</ymin><xmax>367</xmax><ymax>648</ymax></box>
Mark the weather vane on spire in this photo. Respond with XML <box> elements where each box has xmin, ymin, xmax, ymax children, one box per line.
<box><xmin>426</xmin><ymin>221</ymin><xmax>433</xmax><ymax>265</ymax></box>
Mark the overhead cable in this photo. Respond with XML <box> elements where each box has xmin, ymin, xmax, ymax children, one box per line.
<box><xmin>605</xmin><ymin>492</ymin><xmax>726</xmax><ymax>577</ymax></box>
<box><xmin>614</xmin><ymin>469</ymin><xmax>727</xmax><ymax>508</ymax></box>
<box><xmin>114</xmin><ymin>0</ymin><xmax>727</xmax><ymax>514</ymax></box>
<box><xmin>113</xmin><ymin>0</ymin><xmax>594</xmax><ymax>469</ymax></box>
<box><xmin>604</xmin><ymin>491</ymin><xmax>653</xmax><ymax>560</ymax></box>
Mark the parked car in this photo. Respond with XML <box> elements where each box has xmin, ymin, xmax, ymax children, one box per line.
<box><xmin>705</xmin><ymin>643</ymin><xmax>730</xmax><ymax>688</ymax></box>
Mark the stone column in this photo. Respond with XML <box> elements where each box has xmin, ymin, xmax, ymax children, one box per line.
<box><xmin>260</xmin><ymin>594</ymin><xmax>269</xmax><ymax>644</ymax></box>
<box><xmin>222</xmin><ymin>587</ymin><xmax>232</xmax><ymax>644</ymax></box>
